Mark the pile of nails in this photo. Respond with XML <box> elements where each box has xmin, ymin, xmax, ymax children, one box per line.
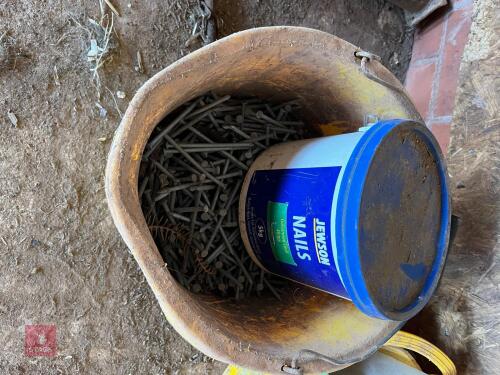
<box><xmin>139</xmin><ymin>92</ymin><xmax>308</xmax><ymax>300</ymax></box>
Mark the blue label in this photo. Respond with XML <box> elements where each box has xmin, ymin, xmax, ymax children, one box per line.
<box><xmin>245</xmin><ymin>167</ymin><xmax>348</xmax><ymax>298</ymax></box>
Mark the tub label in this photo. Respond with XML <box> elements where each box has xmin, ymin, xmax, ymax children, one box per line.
<box><xmin>245</xmin><ymin>167</ymin><xmax>348</xmax><ymax>297</ymax></box>
<box><xmin>267</xmin><ymin>202</ymin><xmax>297</xmax><ymax>266</ymax></box>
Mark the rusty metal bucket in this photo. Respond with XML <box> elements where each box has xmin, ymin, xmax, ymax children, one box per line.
<box><xmin>105</xmin><ymin>27</ymin><xmax>421</xmax><ymax>374</ymax></box>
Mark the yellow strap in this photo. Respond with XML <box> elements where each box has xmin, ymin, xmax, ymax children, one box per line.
<box><xmin>384</xmin><ymin>330</ymin><xmax>456</xmax><ymax>375</ymax></box>
<box><xmin>379</xmin><ymin>346</ymin><xmax>421</xmax><ymax>370</ymax></box>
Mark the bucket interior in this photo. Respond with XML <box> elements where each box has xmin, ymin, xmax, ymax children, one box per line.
<box><xmin>141</xmin><ymin>86</ymin><xmax>347</xmax><ymax>351</ymax></box>
<box><xmin>111</xmin><ymin>28</ymin><xmax>420</xmax><ymax>373</ymax></box>
<box><xmin>144</xmin><ymin>85</ymin><xmax>359</xmax><ymax>348</ymax></box>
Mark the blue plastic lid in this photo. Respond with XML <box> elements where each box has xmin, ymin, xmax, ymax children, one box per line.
<box><xmin>335</xmin><ymin>119</ymin><xmax>451</xmax><ymax>321</ymax></box>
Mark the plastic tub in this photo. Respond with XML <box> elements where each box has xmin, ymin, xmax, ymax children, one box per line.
<box><xmin>240</xmin><ymin>119</ymin><xmax>451</xmax><ymax>321</ymax></box>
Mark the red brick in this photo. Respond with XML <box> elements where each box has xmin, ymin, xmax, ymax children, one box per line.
<box><xmin>430</xmin><ymin>122</ymin><xmax>451</xmax><ymax>153</ymax></box>
<box><xmin>412</xmin><ymin>15</ymin><xmax>445</xmax><ymax>60</ymax></box>
<box><xmin>434</xmin><ymin>9</ymin><xmax>472</xmax><ymax>116</ymax></box>
<box><xmin>405</xmin><ymin>62</ymin><xmax>436</xmax><ymax>120</ymax></box>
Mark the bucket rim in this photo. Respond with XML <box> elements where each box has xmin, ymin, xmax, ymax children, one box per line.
<box><xmin>105</xmin><ymin>25</ymin><xmax>421</xmax><ymax>372</ymax></box>
<box><xmin>335</xmin><ymin>119</ymin><xmax>451</xmax><ymax>321</ymax></box>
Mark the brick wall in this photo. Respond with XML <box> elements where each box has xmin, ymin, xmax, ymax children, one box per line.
<box><xmin>404</xmin><ymin>0</ymin><xmax>474</xmax><ymax>153</ymax></box>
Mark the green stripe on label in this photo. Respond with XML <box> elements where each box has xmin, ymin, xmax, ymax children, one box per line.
<box><xmin>267</xmin><ymin>201</ymin><xmax>296</xmax><ymax>266</ymax></box>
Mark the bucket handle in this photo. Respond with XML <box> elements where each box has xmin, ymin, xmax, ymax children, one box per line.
<box><xmin>281</xmin><ymin>331</ymin><xmax>457</xmax><ymax>375</ymax></box>
<box><xmin>281</xmin><ymin>349</ymin><xmax>352</xmax><ymax>374</ymax></box>
<box><xmin>354</xmin><ymin>50</ymin><xmax>407</xmax><ymax>96</ymax></box>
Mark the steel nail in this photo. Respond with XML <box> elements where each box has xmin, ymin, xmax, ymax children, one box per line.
<box><xmin>185</xmin><ymin>95</ymin><xmax>231</xmax><ymax>120</ymax></box>
<box><xmin>163</xmin><ymin>134</ymin><xmax>226</xmax><ymax>189</ymax></box>
<box><xmin>154</xmin><ymin>182</ymin><xmax>199</xmax><ymax>202</ymax></box>
<box><xmin>225</xmin><ymin>126</ymin><xmax>266</xmax><ymax>149</ymax></box>
<box><xmin>147</xmin><ymin>100</ymin><xmax>199</xmax><ymax>152</ymax></box>
<box><xmin>218</xmin><ymin>226</ymin><xmax>253</xmax><ymax>284</ymax></box>
<box><xmin>184</xmin><ymin>125</ymin><xmax>249</xmax><ymax>171</ymax></box>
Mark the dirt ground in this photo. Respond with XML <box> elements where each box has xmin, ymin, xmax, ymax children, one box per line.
<box><xmin>215</xmin><ymin>0</ymin><xmax>413</xmax><ymax>81</ymax></box>
<box><xmin>405</xmin><ymin>1</ymin><xmax>499</xmax><ymax>373</ymax></box>
<box><xmin>0</xmin><ymin>1</ymin><xmax>412</xmax><ymax>374</ymax></box>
